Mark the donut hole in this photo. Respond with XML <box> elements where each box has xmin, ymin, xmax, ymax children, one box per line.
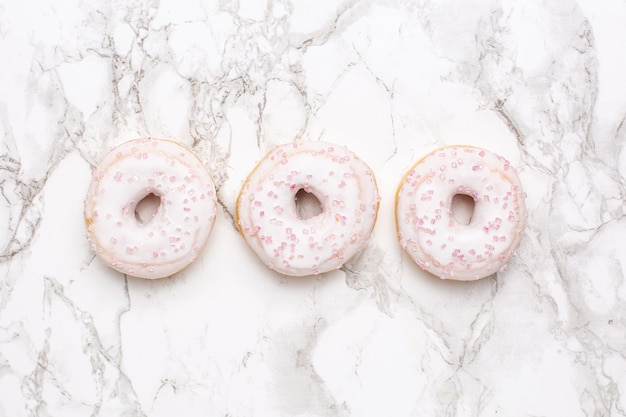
<box><xmin>451</xmin><ymin>193</ymin><xmax>475</xmax><ymax>225</ymax></box>
<box><xmin>295</xmin><ymin>189</ymin><xmax>323</xmax><ymax>220</ymax></box>
<box><xmin>135</xmin><ymin>192</ymin><xmax>161</xmax><ymax>224</ymax></box>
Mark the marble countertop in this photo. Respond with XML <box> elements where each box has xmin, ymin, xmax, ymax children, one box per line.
<box><xmin>1</xmin><ymin>0</ymin><xmax>625</xmax><ymax>416</ymax></box>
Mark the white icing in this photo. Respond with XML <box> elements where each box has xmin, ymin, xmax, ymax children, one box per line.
<box><xmin>236</xmin><ymin>142</ymin><xmax>380</xmax><ymax>276</ymax></box>
<box><xmin>396</xmin><ymin>146</ymin><xmax>527</xmax><ymax>280</ymax></box>
<box><xmin>84</xmin><ymin>138</ymin><xmax>217</xmax><ymax>279</ymax></box>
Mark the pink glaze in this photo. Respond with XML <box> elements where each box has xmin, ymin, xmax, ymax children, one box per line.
<box><xmin>395</xmin><ymin>146</ymin><xmax>527</xmax><ymax>280</ymax></box>
<box><xmin>236</xmin><ymin>142</ymin><xmax>380</xmax><ymax>276</ymax></box>
<box><xmin>84</xmin><ymin>138</ymin><xmax>217</xmax><ymax>279</ymax></box>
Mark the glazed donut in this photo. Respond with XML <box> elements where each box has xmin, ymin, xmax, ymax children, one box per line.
<box><xmin>84</xmin><ymin>138</ymin><xmax>217</xmax><ymax>279</ymax></box>
<box><xmin>395</xmin><ymin>145</ymin><xmax>527</xmax><ymax>280</ymax></box>
<box><xmin>236</xmin><ymin>141</ymin><xmax>380</xmax><ymax>276</ymax></box>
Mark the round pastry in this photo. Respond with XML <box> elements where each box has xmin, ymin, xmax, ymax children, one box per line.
<box><xmin>84</xmin><ymin>138</ymin><xmax>217</xmax><ymax>279</ymax></box>
<box><xmin>236</xmin><ymin>141</ymin><xmax>380</xmax><ymax>276</ymax></box>
<box><xmin>395</xmin><ymin>145</ymin><xmax>527</xmax><ymax>280</ymax></box>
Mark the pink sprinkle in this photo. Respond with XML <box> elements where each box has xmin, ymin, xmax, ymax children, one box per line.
<box><xmin>170</xmin><ymin>176</ymin><xmax>176</xmax><ymax>182</ymax></box>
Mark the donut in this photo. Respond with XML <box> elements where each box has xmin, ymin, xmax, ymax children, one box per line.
<box><xmin>84</xmin><ymin>138</ymin><xmax>217</xmax><ymax>279</ymax></box>
<box><xmin>395</xmin><ymin>145</ymin><xmax>527</xmax><ymax>280</ymax></box>
<box><xmin>236</xmin><ymin>141</ymin><xmax>380</xmax><ymax>276</ymax></box>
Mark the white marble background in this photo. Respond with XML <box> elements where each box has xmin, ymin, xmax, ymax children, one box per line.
<box><xmin>1</xmin><ymin>0</ymin><xmax>625</xmax><ymax>416</ymax></box>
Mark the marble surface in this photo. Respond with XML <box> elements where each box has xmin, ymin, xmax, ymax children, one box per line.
<box><xmin>1</xmin><ymin>0</ymin><xmax>625</xmax><ymax>415</ymax></box>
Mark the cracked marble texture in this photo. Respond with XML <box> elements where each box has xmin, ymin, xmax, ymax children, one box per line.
<box><xmin>1</xmin><ymin>0</ymin><xmax>625</xmax><ymax>416</ymax></box>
